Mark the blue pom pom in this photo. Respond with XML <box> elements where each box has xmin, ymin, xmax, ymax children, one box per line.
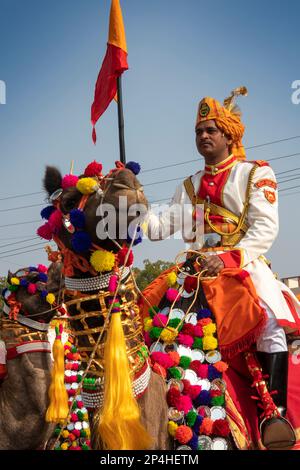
<box><xmin>71</xmin><ymin>231</ymin><xmax>92</xmax><ymax>253</ymax></box>
<box><xmin>125</xmin><ymin>161</ymin><xmax>141</xmax><ymax>175</ymax></box>
<box><xmin>197</xmin><ymin>308</ymin><xmax>213</xmax><ymax>320</ymax></box>
<box><xmin>187</xmin><ymin>432</ymin><xmax>198</xmax><ymax>450</ymax></box>
<box><xmin>208</xmin><ymin>364</ymin><xmax>222</xmax><ymax>381</ymax></box>
<box><xmin>29</xmin><ymin>266</ymin><xmax>37</xmax><ymax>272</ymax></box>
<box><xmin>38</xmin><ymin>273</ymin><xmax>48</xmax><ymax>283</ymax></box>
<box><xmin>70</xmin><ymin>209</ymin><xmax>86</xmax><ymax>229</ymax></box>
<box><xmin>41</xmin><ymin>289</ymin><xmax>48</xmax><ymax>299</ymax></box>
<box><xmin>41</xmin><ymin>205</ymin><xmax>56</xmax><ymax>220</ymax></box>
<box><xmin>20</xmin><ymin>279</ymin><xmax>28</xmax><ymax>287</ymax></box>
<box><xmin>193</xmin><ymin>390</ymin><xmax>211</xmax><ymax>407</ymax></box>
<box><xmin>192</xmin><ymin>415</ymin><xmax>203</xmax><ymax>434</ymax></box>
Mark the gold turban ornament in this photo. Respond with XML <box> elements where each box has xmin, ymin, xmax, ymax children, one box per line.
<box><xmin>196</xmin><ymin>86</ymin><xmax>248</xmax><ymax>160</ymax></box>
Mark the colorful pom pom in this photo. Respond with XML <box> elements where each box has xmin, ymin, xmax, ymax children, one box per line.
<box><xmin>212</xmin><ymin>419</ymin><xmax>231</xmax><ymax>437</ymax></box>
<box><xmin>37</xmin><ymin>222</ymin><xmax>53</xmax><ymax>240</ymax></box>
<box><xmin>168</xmin><ymin>350</ymin><xmax>180</xmax><ymax>366</ymax></box>
<box><xmin>179</xmin><ymin>355</ymin><xmax>191</xmax><ymax>369</ymax></box>
<box><xmin>152</xmin><ymin>313</ymin><xmax>168</xmax><ymax>328</ymax></box>
<box><xmin>37</xmin><ymin>264</ymin><xmax>48</xmax><ymax>273</ymax></box>
<box><xmin>40</xmin><ymin>205</ymin><xmax>56</xmax><ymax>220</ymax></box>
<box><xmin>175</xmin><ymin>425</ymin><xmax>193</xmax><ymax>445</ymax></box>
<box><xmin>38</xmin><ymin>272</ymin><xmax>48</xmax><ymax>283</ymax></box>
<box><xmin>20</xmin><ymin>279</ymin><xmax>28</xmax><ymax>287</ymax></box>
<box><xmin>143</xmin><ymin>317</ymin><xmax>153</xmax><ymax>331</ymax></box>
<box><xmin>48</xmin><ymin>209</ymin><xmax>63</xmax><ymax>233</ymax></box>
<box><xmin>27</xmin><ymin>283</ymin><xmax>37</xmax><ymax>294</ymax></box>
<box><xmin>186</xmin><ymin>410</ymin><xmax>197</xmax><ymax>427</ymax></box>
<box><xmin>203</xmin><ymin>323</ymin><xmax>217</xmax><ymax>336</ymax></box>
<box><xmin>197</xmin><ymin>308</ymin><xmax>212</xmax><ymax>319</ymax></box>
<box><xmin>167</xmin><ymin>387</ymin><xmax>181</xmax><ymax>407</ymax></box>
<box><xmin>84</xmin><ymin>161</ymin><xmax>103</xmax><ymax>177</ymax></box>
<box><xmin>125</xmin><ymin>161</ymin><xmax>141</xmax><ymax>175</ymax></box>
<box><xmin>199</xmin><ymin>417</ymin><xmax>213</xmax><ymax>436</ymax></box>
<box><xmin>117</xmin><ymin>246</ymin><xmax>134</xmax><ymax>266</ymax></box>
<box><xmin>151</xmin><ymin>352</ymin><xmax>174</xmax><ymax>369</ymax></box>
<box><xmin>168</xmin><ymin>421</ymin><xmax>178</xmax><ymax>437</ymax></box>
<box><xmin>62</xmin><ymin>174</ymin><xmax>79</xmax><ymax>190</ymax></box>
<box><xmin>76</xmin><ymin>177</ymin><xmax>97</xmax><ymax>194</ymax></box>
<box><xmin>192</xmin><ymin>337</ymin><xmax>203</xmax><ymax>349</ymax></box>
<box><xmin>166</xmin><ymin>271</ymin><xmax>177</xmax><ymax>287</ymax></box>
<box><xmin>203</xmin><ymin>335</ymin><xmax>218</xmax><ymax>351</ymax></box>
<box><xmin>177</xmin><ymin>333</ymin><xmax>194</xmax><ymax>348</ymax></box>
<box><xmin>10</xmin><ymin>277</ymin><xmax>20</xmax><ymax>286</ymax></box>
<box><xmin>166</xmin><ymin>288</ymin><xmax>180</xmax><ymax>303</ymax></box>
<box><xmin>184</xmin><ymin>276</ymin><xmax>197</xmax><ymax>293</ymax></box>
<box><xmin>152</xmin><ymin>362</ymin><xmax>167</xmax><ymax>378</ymax></box>
<box><xmin>149</xmin><ymin>327</ymin><xmax>163</xmax><ymax>340</ymax></box>
<box><xmin>176</xmin><ymin>395</ymin><xmax>193</xmax><ymax>414</ymax></box>
<box><xmin>160</xmin><ymin>327</ymin><xmax>178</xmax><ymax>343</ymax></box>
<box><xmin>108</xmin><ymin>274</ymin><xmax>118</xmax><ymax>294</ymax></box>
<box><xmin>69</xmin><ymin>209</ymin><xmax>86</xmax><ymax>229</ymax></box>
<box><xmin>46</xmin><ymin>293</ymin><xmax>56</xmax><ymax>305</ymax></box>
<box><xmin>71</xmin><ymin>231</ymin><xmax>92</xmax><ymax>253</ymax></box>
<box><xmin>90</xmin><ymin>250</ymin><xmax>115</xmax><ymax>272</ymax></box>
<box><xmin>213</xmin><ymin>361</ymin><xmax>228</xmax><ymax>373</ymax></box>
<box><xmin>194</xmin><ymin>390</ymin><xmax>211</xmax><ymax>407</ymax></box>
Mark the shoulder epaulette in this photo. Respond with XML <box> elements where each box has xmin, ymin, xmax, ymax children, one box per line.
<box><xmin>248</xmin><ymin>160</ymin><xmax>270</xmax><ymax>167</ymax></box>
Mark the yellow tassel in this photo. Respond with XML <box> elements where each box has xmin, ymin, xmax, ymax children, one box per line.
<box><xmin>45</xmin><ymin>322</ymin><xmax>69</xmax><ymax>424</ymax></box>
<box><xmin>95</xmin><ymin>311</ymin><xmax>152</xmax><ymax>450</ymax></box>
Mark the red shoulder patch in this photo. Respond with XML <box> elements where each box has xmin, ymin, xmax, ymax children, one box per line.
<box><xmin>250</xmin><ymin>160</ymin><xmax>270</xmax><ymax>167</ymax></box>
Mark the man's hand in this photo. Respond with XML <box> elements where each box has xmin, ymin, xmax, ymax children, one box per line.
<box><xmin>201</xmin><ymin>255</ymin><xmax>225</xmax><ymax>276</ymax></box>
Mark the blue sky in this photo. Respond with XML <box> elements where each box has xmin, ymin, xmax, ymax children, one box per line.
<box><xmin>0</xmin><ymin>0</ymin><xmax>299</xmax><ymax>277</ymax></box>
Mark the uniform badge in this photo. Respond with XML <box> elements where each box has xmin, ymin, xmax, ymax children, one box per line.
<box><xmin>264</xmin><ymin>189</ymin><xmax>276</xmax><ymax>204</ymax></box>
<box><xmin>255</xmin><ymin>179</ymin><xmax>277</xmax><ymax>190</ymax></box>
<box><xmin>199</xmin><ymin>102</ymin><xmax>210</xmax><ymax>117</ymax></box>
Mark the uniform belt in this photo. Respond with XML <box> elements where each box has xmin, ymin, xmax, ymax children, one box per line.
<box><xmin>203</xmin><ymin>222</ymin><xmax>245</xmax><ymax>248</ymax></box>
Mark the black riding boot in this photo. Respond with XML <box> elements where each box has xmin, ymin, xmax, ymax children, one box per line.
<box><xmin>256</xmin><ymin>351</ymin><xmax>296</xmax><ymax>450</ymax></box>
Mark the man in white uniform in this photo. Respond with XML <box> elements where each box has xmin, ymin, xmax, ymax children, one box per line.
<box><xmin>144</xmin><ymin>87</ymin><xmax>300</xmax><ymax>449</ymax></box>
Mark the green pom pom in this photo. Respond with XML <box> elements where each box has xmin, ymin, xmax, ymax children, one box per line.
<box><xmin>54</xmin><ymin>427</ymin><xmax>61</xmax><ymax>436</ymax></box>
<box><xmin>72</xmin><ymin>401</ymin><xmax>77</xmax><ymax>410</ymax></box>
<box><xmin>168</xmin><ymin>318</ymin><xmax>182</xmax><ymax>330</ymax></box>
<box><xmin>192</xmin><ymin>337</ymin><xmax>203</xmax><ymax>349</ymax></box>
<box><xmin>54</xmin><ymin>446</ymin><xmax>62</xmax><ymax>451</ymax></box>
<box><xmin>179</xmin><ymin>356</ymin><xmax>191</xmax><ymax>369</ymax></box>
<box><xmin>186</xmin><ymin>410</ymin><xmax>197</xmax><ymax>427</ymax></box>
<box><xmin>77</xmin><ymin>410</ymin><xmax>84</xmax><ymax>420</ymax></box>
<box><xmin>169</xmin><ymin>367</ymin><xmax>182</xmax><ymax>379</ymax></box>
<box><xmin>140</xmin><ymin>345</ymin><xmax>149</xmax><ymax>358</ymax></box>
<box><xmin>211</xmin><ymin>395</ymin><xmax>225</xmax><ymax>406</ymax></box>
<box><xmin>149</xmin><ymin>327</ymin><xmax>163</xmax><ymax>339</ymax></box>
<box><xmin>8</xmin><ymin>284</ymin><xmax>18</xmax><ymax>292</ymax></box>
<box><xmin>71</xmin><ymin>346</ymin><xmax>77</xmax><ymax>353</ymax></box>
<box><xmin>149</xmin><ymin>306</ymin><xmax>159</xmax><ymax>318</ymax></box>
<box><xmin>82</xmin><ymin>444</ymin><xmax>90</xmax><ymax>450</ymax></box>
<box><xmin>80</xmin><ymin>430</ymin><xmax>87</xmax><ymax>437</ymax></box>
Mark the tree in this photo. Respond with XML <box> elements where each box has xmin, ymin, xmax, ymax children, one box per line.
<box><xmin>133</xmin><ymin>259</ymin><xmax>174</xmax><ymax>291</ymax></box>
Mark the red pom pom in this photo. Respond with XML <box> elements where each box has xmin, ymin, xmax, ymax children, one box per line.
<box><xmin>84</xmin><ymin>161</ymin><xmax>103</xmax><ymax>177</ymax></box>
<box><xmin>181</xmin><ymin>323</ymin><xmax>195</xmax><ymax>337</ymax></box>
<box><xmin>152</xmin><ymin>313</ymin><xmax>168</xmax><ymax>328</ymax></box>
<box><xmin>73</xmin><ymin>429</ymin><xmax>80</xmax><ymax>438</ymax></box>
<box><xmin>189</xmin><ymin>384</ymin><xmax>202</xmax><ymax>399</ymax></box>
<box><xmin>37</xmin><ymin>222</ymin><xmax>53</xmax><ymax>241</ymax></box>
<box><xmin>212</xmin><ymin>419</ymin><xmax>231</xmax><ymax>437</ymax></box>
<box><xmin>167</xmin><ymin>387</ymin><xmax>181</xmax><ymax>407</ymax></box>
<box><xmin>175</xmin><ymin>395</ymin><xmax>193</xmax><ymax>414</ymax></box>
<box><xmin>175</xmin><ymin>425</ymin><xmax>193</xmax><ymax>444</ymax></box>
<box><xmin>184</xmin><ymin>276</ymin><xmax>197</xmax><ymax>293</ymax></box>
<box><xmin>197</xmin><ymin>318</ymin><xmax>212</xmax><ymax>327</ymax></box>
<box><xmin>117</xmin><ymin>246</ymin><xmax>134</xmax><ymax>266</ymax></box>
<box><xmin>166</xmin><ymin>288</ymin><xmax>180</xmax><ymax>302</ymax></box>
<box><xmin>210</xmin><ymin>389</ymin><xmax>223</xmax><ymax>398</ymax></box>
<box><xmin>181</xmin><ymin>379</ymin><xmax>192</xmax><ymax>395</ymax></box>
<box><xmin>48</xmin><ymin>209</ymin><xmax>62</xmax><ymax>233</ymax></box>
<box><xmin>194</xmin><ymin>325</ymin><xmax>203</xmax><ymax>337</ymax></box>
<box><xmin>177</xmin><ymin>333</ymin><xmax>194</xmax><ymax>347</ymax></box>
<box><xmin>190</xmin><ymin>361</ymin><xmax>208</xmax><ymax>378</ymax></box>
<box><xmin>71</xmin><ymin>413</ymin><xmax>78</xmax><ymax>423</ymax></box>
<box><xmin>151</xmin><ymin>351</ymin><xmax>174</xmax><ymax>369</ymax></box>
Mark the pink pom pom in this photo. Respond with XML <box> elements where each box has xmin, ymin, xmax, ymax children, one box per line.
<box><xmin>144</xmin><ymin>331</ymin><xmax>151</xmax><ymax>348</ymax></box>
<box><xmin>194</xmin><ymin>325</ymin><xmax>204</xmax><ymax>337</ymax></box>
<box><xmin>189</xmin><ymin>384</ymin><xmax>202</xmax><ymax>399</ymax></box>
<box><xmin>37</xmin><ymin>264</ymin><xmax>48</xmax><ymax>273</ymax></box>
<box><xmin>84</xmin><ymin>161</ymin><xmax>103</xmax><ymax>177</ymax></box>
<box><xmin>175</xmin><ymin>395</ymin><xmax>193</xmax><ymax>414</ymax></box>
<box><xmin>62</xmin><ymin>174</ymin><xmax>79</xmax><ymax>190</ymax></box>
<box><xmin>117</xmin><ymin>247</ymin><xmax>134</xmax><ymax>266</ymax></box>
<box><xmin>177</xmin><ymin>333</ymin><xmax>194</xmax><ymax>347</ymax></box>
<box><xmin>152</xmin><ymin>313</ymin><xmax>168</xmax><ymax>328</ymax></box>
<box><xmin>27</xmin><ymin>283</ymin><xmax>37</xmax><ymax>295</ymax></box>
<box><xmin>37</xmin><ymin>223</ymin><xmax>53</xmax><ymax>241</ymax></box>
<box><xmin>151</xmin><ymin>351</ymin><xmax>175</xmax><ymax>369</ymax></box>
<box><xmin>48</xmin><ymin>209</ymin><xmax>63</xmax><ymax>233</ymax></box>
<box><xmin>166</xmin><ymin>288</ymin><xmax>181</xmax><ymax>303</ymax></box>
<box><xmin>108</xmin><ymin>275</ymin><xmax>118</xmax><ymax>294</ymax></box>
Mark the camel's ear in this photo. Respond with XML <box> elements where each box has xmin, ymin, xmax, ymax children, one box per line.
<box><xmin>7</xmin><ymin>270</ymin><xmax>12</xmax><ymax>283</ymax></box>
<box><xmin>43</xmin><ymin>166</ymin><xmax>62</xmax><ymax>196</ymax></box>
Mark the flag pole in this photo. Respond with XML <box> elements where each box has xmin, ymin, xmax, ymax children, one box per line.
<box><xmin>117</xmin><ymin>75</ymin><xmax>126</xmax><ymax>165</ymax></box>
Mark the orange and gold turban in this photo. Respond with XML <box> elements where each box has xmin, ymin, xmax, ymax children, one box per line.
<box><xmin>195</xmin><ymin>87</ymin><xmax>248</xmax><ymax>160</ymax></box>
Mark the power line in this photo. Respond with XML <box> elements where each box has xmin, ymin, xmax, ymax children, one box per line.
<box><xmin>0</xmin><ymin>220</ymin><xmax>40</xmax><ymax>229</ymax></box>
<box><xmin>0</xmin><ymin>203</ymin><xmax>43</xmax><ymax>213</ymax></box>
<box><xmin>0</xmin><ymin>237</ymin><xmax>38</xmax><ymax>250</ymax></box>
<box><xmin>0</xmin><ymin>191</ymin><xmax>43</xmax><ymax>202</ymax></box>
<box><xmin>0</xmin><ymin>241</ymin><xmax>49</xmax><ymax>256</ymax></box>
<box><xmin>0</xmin><ymin>245</ymin><xmax>55</xmax><ymax>260</ymax></box>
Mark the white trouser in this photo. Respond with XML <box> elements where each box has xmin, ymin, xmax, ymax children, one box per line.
<box><xmin>256</xmin><ymin>300</ymin><xmax>287</xmax><ymax>353</ymax></box>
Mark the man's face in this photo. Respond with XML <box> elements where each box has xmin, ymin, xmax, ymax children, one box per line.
<box><xmin>195</xmin><ymin>119</ymin><xmax>231</xmax><ymax>158</ymax></box>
